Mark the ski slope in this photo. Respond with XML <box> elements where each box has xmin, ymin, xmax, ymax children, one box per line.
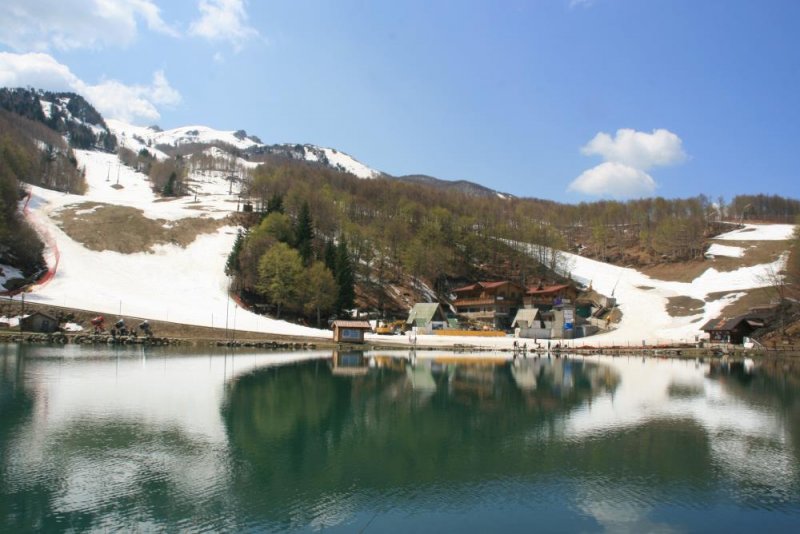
<box><xmin>23</xmin><ymin>149</ymin><xmax>330</xmax><ymax>338</ymax></box>
<box><xmin>13</xmin><ymin>141</ymin><xmax>796</xmax><ymax>347</ymax></box>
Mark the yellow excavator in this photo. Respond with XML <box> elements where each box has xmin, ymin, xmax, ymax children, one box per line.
<box><xmin>376</xmin><ymin>320</ymin><xmax>406</xmax><ymax>335</ymax></box>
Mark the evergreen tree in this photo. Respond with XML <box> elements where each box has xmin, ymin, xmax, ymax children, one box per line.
<box><xmin>267</xmin><ymin>193</ymin><xmax>284</xmax><ymax>214</ymax></box>
<box><xmin>294</xmin><ymin>201</ymin><xmax>314</xmax><ymax>266</ymax></box>
<box><xmin>324</xmin><ymin>239</ymin><xmax>337</xmax><ymax>274</ymax></box>
<box><xmin>335</xmin><ymin>237</ymin><xmax>355</xmax><ymax>313</ymax></box>
<box><xmin>163</xmin><ymin>171</ymin><xmax>176</xmax><ymax>196</ymax></box>
<box><xmin>225</xmin><ymin>229</ymin><xmax>245</xmax><ymax>277</ymax></box>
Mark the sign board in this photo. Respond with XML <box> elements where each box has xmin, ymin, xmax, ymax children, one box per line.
<box><xmin>341</xmin><ymin>328</ymin><xmax>362</xmax><ymax>341</ymax></box>
<box><xmin>563</xmin><ymin>309</ymin><xmax>574</xmax><ymax>330</ymax></box>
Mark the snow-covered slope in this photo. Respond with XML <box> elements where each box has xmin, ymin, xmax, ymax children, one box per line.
<box><xmin>318</xmin><ymin>146</ymin><xmax>381</xmax><ymax>179</ymax></box>
<box><xmin>107</xmin><ymin>119</ymin><xmax>261</xmax><ymax>152</ymax></box>
<box><xmin>559</xmin><ymin>246</ymin><xmax>786</xmax><ymax>346</ymax></box>
<box><xmin>714</xmin><ymin>223</ymin><xmax>795</xmax><ymax>241</ymax></box>
<box><xmin>107</xmin><ymin>119</ymin><xmax>382</xmax><ymax>179</ymax></box>
<box><xmin>19</xmin><ymin>142</ymin><xmax>797</xmax><ymax>349</ymax></box>
<box><xmin>22</xmin><ymin>147</ymin><xmax>330</xmax><ymax>338</ymax></box>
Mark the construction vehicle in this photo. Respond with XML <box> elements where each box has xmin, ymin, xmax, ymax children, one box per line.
<box><xmin>376</xmin><ymin>320</ymin><xmax>406</xmax><ymax>335</ymax></box>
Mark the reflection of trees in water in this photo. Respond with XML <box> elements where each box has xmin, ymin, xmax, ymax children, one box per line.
<box><xmin>0</xmin><ymin>346</ymin><xmax>233</xmax><ymax>532</ymax></box>
<box><xmin>0</xmin><ymin>346</ymin><xmax>39</xmax><ymax>530</ymax></box>
<box><xmin>221</xmin><ymin>357</ymin><xmax>707</xmax><ymax>525</ymax></box>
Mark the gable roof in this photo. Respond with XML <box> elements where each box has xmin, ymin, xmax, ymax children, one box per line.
<box><xmin>453</xmin><ymin>281</ymin><xmax>522</xmax><ymax>293</ymax></box>
<box><xmin>331</xmin><ymin>320</ymin><xmax>372</xmax><ymax>329</ymax></box>
<box><xmin>20</xmin><ymin>311</ymin><xmax>58</xmax><ymax>322</ymax></box>
<box><xmin>700</xmin><ymin>313</ymin><xmax>766</xmax><ymax>332</ymax></box>
<box><xmin>526</xmin><ymin>284</ymin><xmax>571</xmax><ymax>296</ymax></box>
<box><xmin>512</xmin><ymin>308</ymin><xmax>541</xmax><ymax>328</ymax></box>
<box><xmin>406</xmin><ymin>303</ymin><xmax>445</xmax><ymax>325</ymax></box>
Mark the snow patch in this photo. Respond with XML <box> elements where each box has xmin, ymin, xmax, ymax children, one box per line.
<box><xmin>715</xmin><ymin>223</ymin><xmax>795</xmax><ymax>241</ymax></box>
<box><xmin>21</xmin><ymin>145</ymin><xmax>329</xmax><ymax>338</ymax></box>
<box><xmin>1</xmin><ymin>264</ymin><xmax>24</xmax><ymax>290</ymax></box>
<box><xmin>321</xmin><ymin>148</ymin><xmax>379</xmax><ymax>179</ymax></box>
<box><xmin>40</xmin><ymin>99</ymin><xmax>53</xmax><ymax>119</ymax></box>
<box><xmin>706</xmin><ymin>244</ymin><xmax>745</xmax><ymax>258</ymax></box>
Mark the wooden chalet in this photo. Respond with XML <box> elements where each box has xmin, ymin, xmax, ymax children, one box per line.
<box><xmin>19</xmin><ymin>311</ymin><xmax>59</xmax><ymax>333</ymax></box>
<box><xmin>406</xmin><ymin>303</ymin><xmax>448</xmax><ymax>334</ymax></box>
<box><xmin>524</xmin><ymin>282</ymin><xmax>579</xmax><ymax>311</ymax></box>
<box><xmin>331</xmin><ymin>320</ymin><xmax>373</xmax><ymax>343</ymax></box>
<box><xmin>452</xmin><ymin>281</ymin><xmax>525</xmax><ymax>329</ymax></box>
<box><xmin>701</xmin><ymin>313</ymin><xmax>768</xmax><ymax>345</ymax></box>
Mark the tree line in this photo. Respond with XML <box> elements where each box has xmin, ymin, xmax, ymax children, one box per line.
<box><xmin>219</xmin><ymin>157</ymin><xmax>800</xmax><ymax>319</ymax></box>
<box><xmin>0</xmin><ymin>88</ymin><xmax>116</xmax><ymax>152</ymax></box>
<box><xmin>0</xmin><ymin>114</ymin><xmax>47</xmax><ymax>285</ymax></box>
<box><xmin>225</xmin><ymin>196</ymin><xmax>355</xmax><ymax>326</ymax></box>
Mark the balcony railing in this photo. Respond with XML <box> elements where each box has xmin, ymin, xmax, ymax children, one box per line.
<box><xmin>454</xmin><ymin>297</ymin><xmax>499</xmax><ymax>307</ymax></box>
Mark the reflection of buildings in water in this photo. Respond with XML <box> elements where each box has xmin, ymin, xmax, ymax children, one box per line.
<box><xmin>449</xmin><ymin>361</ymin><xmax>506</xmax><ymax>405</ymax></box>
<box><xmin>511</xmin><ymin>358</ymin><xmax>539</xmax><ymax>391</ymax></box>
<box><xmin>510</xmin><ymin>357</ymin><xmax>621</xmax><ymax>404</ymax></box>
<box><xmin>406</xmin><ymin>360</ymin><xmax>437</xmax><ymax>393</ymax></box>
<box><xmin>329</xmin><ymin>350</ymin><xmax>369</xmax><ymax>376</ymax></box>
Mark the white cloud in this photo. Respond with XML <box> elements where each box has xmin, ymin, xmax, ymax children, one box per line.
<box><xmin>0</xmin><ymin>0</ymin><xmax>177</xmax><ymax>51</ymax></box>
<box><xmin>189</xmin><ymin>0</ymin><xmax>260</xmax><ymax>50</ymax></box>
<box><xmin>569</xmin><ymin>0</ymin><xmax>596</xmax><ymax>9</ymax></box>
<box><xmin>581</xmin><ymin>128</ymin><xmax>686</xmax><ymax>170</ymax></box>
<box><xmin>567</xmin><ymin>162</ymin><xmax>657</xmax><ymax>198</ymax></box>
<box><xmin>568</xmin><ymin>127</ymin><xmax>687</xmax><ymax>199</ymax></box>
<box><xmin>0</xmin><ymin>52</ymin><xmax>181</xmax><ymax>124</ymax></box>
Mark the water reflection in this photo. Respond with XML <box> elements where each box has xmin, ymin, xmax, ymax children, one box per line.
<box><xmin>0</xmin><ymin>346</ymin><xmax>799</xmax><ymax>532</ymax></box>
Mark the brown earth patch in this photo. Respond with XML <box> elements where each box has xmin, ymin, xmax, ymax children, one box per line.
<box><xmin>666</xmin><ymin>296</ymin><xmax>705</xmax><ymax>317</ymax></box>
<box><xmin>642</xmin><ymin>240</ymin><xmax>788</xmax><ymax>282</ymax></box>
<box><xmin>53</xmin><ymin>202</ymin><xmax>227</xmax><ymax>253</ymax></box>
<box><xmin>709</xmin><ymin>287</ymin><xmax>777</xmax><ymax>317</ymax></box>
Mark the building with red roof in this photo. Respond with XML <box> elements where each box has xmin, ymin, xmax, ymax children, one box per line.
<box><xmin>452</xmin><ymin>281</ymin><xmax>525</xmax><ymax>329</ymax></box>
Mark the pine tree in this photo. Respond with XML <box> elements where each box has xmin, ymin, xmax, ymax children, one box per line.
<box><xmin>267</xmin><ymin>193</ymin><xmax>284</xmax><ymax>214</ymax></box>
<box><xmin>324</xmin><ymin>239</ymin><xmax>337</xmax><ymax>274</ymax></box>
<box><xmin>294</xmin><ymin>201</ymin><xmax>314</xmax><ymax>266</ymax></box>
<box><xmin>163</xmin><ymin>171</ymin><xmax>176</xmax><ymax>196</ymax></box>
<box><xmin>335</xmin><ymin>237</ymin><xmax>355</xmax><ymax>314</ymax></box>
<box><xmin>225</xmin><ymin>229</ymin><xmax>245</xmax><ymax>277</ymax></box>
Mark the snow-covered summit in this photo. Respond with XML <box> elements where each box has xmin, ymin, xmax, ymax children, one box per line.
<box><xmin>107</xmin><ymin>120</ymin><xmax>261</xmax><ymax>152</ymax></box>
<box><xmin>255</xmin><ymin>143</ymin><xmax>382</xmax><ymax>179</ymax></box>
<box><xmin>107</xmin><ymin>119</ymin><xmax>383</xmax><ymax>179</ymax></box>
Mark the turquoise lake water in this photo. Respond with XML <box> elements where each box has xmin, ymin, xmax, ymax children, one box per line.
<box><xmin>1</xmin><ymin>344</ymin><xmax>799</xmax><ymax>532</ymax></box>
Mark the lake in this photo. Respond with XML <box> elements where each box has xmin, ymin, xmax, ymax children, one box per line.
<box><xmin>1</xmin><ymin>344</ymin><xmax>799</xmax><ymax>532</ymax></box>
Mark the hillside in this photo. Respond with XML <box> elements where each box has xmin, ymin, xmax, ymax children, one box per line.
<box><xmin>1</xmin><ymin>86</ymin><xmax>798</xmax><ymax>346</ymax></box>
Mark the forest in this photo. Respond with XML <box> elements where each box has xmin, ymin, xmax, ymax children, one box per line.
<box><xmin>0</xmin><ymin>88</ymin><xmax>117</xmax><ymax>152</ymax></box>
<box><xmin>221</xmin><ymin>155</ymin><xmax>799</xmax><ymax>321</ymax></box>
<box><xmin>0</xmin><ymin>112</ymin><xmax>53</xmax><ymax>286</ymax></box>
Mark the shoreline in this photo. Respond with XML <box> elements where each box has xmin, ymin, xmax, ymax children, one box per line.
<box><xmin>3</xmin><ymin>330</ymin><xmax>800</xmax><ymax>362</ymax></box>
<box><xmin>3</xmin><ymin>299</ymin><xmax>800</xmax><ymax>359</ymax></box>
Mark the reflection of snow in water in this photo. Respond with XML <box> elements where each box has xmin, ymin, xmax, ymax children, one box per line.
<box><xmin>4</xmin><ymin>349</ymin><xmax>796</xmax><ymax>530</ymax></box>
<box><xmin>4</xmin><ymin>349</ymin><xmax>328</xmax><ymax>523</ymax></box>
<box><xmin>577</xmin><ymin>483</ymin><xmax>681</xmax><ymax>534</ymax></box>
<box><xmin>563</xmin><ymin>356</ymin><xmax>797</xmax><ymax>511</ymax></box>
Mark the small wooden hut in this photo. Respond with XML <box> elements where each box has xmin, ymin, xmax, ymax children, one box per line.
<box><xmin>331</xmin><ymin>320</ymin><xmax>373</xmax><ymax>343</ymax></box>
<box><xmin>19</xmin><ymin>311</ymin><xmax>59</xmax><ymax>333</ymax></box>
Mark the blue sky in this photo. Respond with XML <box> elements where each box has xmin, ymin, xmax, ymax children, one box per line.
<box><xmin>1</xmin><ymin>0</ymin><xmax>799</xmax><ymax>203</ymax></box>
